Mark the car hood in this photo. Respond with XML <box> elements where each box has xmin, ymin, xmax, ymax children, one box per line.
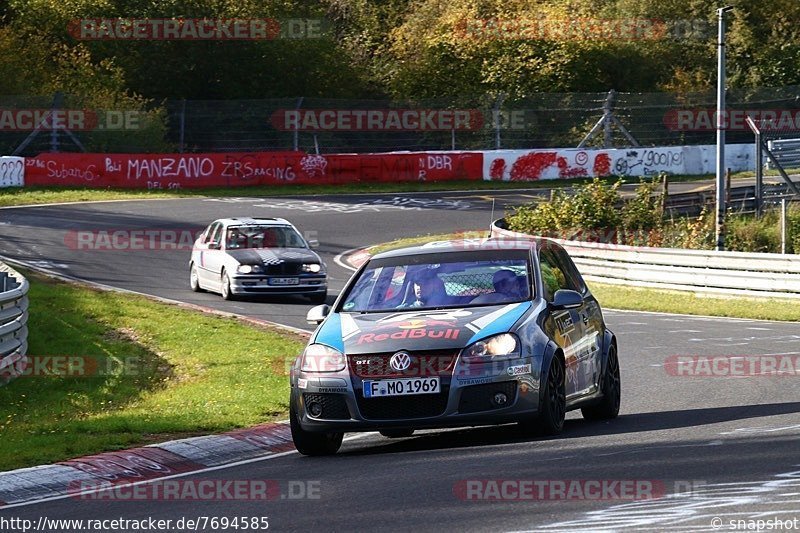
<box><xmin>313</xmin><ymin>302</ymin><xmax>532</xmax><ymax>355</ymax></box>
<box><xmin>225</xmin><ymin>247</ymin><xmax>319</xmax><ymax>265</ymax></box>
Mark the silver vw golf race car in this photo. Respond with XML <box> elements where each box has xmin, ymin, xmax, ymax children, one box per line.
<box><xmin>189</xmin><ymin>217</ymin><xmax>327</xmax><ymax>302</ymax></box>
<box><xmin>290</xmin><ymin>238</ymin><xmax>620</xmax><ymax>455</ymax></box>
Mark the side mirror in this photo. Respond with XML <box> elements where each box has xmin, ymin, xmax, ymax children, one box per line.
<box><xmin>207</xmin><ymin>242</ymin><xmax>221</xmax><ymax>250</ymax></box>
<box><xmin>307</xmin><ymin>238</ymin><xmax>320</xmax><ymax>249</ymax></box>
<box><xmin>306</xmin><ymin>304</ymin><xmax>330</xmax><ymax>325</ymax></box>
<box><xmin>551</xmin><ymin>289</ymin><xmax>583</xmax><ymax>310</ymax></box>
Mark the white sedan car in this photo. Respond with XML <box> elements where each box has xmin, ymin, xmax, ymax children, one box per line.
<box><xmin>189</xmin><ymin>217</ymin><xmax>327</xmax><ymax>302</ymax></box>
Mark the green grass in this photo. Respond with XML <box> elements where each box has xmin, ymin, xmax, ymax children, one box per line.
<box><xmin>589</xmin><ymin>283</ymin><xmax>800</xmax><ymax>322</ymax></box>
<box><xmin>365</xmin><ymin>233</ymin><xmax>800</xmax><ymax>322</ymax></box>
<box><xmin>366</xmin><ymin>230</ymin><xmax>487</xmax><ymax>255</ymax></box>
<box><xmin>0</xmin><ymin>173</ymin><xmax>722</xmax><ymax>207</ymax></box>
<box><xmin>0</xmin><ymin>269</ymin><xmax>305</xmax><ymax>472</ymax></box>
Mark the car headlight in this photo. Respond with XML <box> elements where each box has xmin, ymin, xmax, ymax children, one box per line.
<box><xmin>301</xmin><ymin>344</ymin><xmax>345</xmax><ymax>372</ymax></box>
<box><xmin>237</xmin><ymin>264</ymin><xmax>262</xmax><ymax>274</ymax></box>
<box><xmin>301</xmin><ymin>263</ymin><xmax>322</xmax><ymax>273</ymax></box>
<box><xmin>461</xmin><ymin>333</ymin><xmax>520</xmax><ymax>362</ymax></box>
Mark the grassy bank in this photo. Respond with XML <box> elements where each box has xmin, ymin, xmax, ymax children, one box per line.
<box><xmin>0</xmin><ymin>269</ymin><xmax>305</xmax><ymax>471</ymax></box>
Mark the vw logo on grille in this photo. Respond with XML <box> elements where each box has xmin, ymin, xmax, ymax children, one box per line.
<box><xmin>389</xmin><ymin>351</ymin><xmax>412</xmax><ymax>372</ymax></box>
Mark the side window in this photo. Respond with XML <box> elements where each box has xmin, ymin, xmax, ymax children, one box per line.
<box><xmin>538</xmin><ymin>249</ymin><xmax>569</xmax><ymax>302</ymax></box>
<box><xmin>207</xmin><ymin>223</ymin><xmax>223</xmax><ymax>245</ymax></box>
<box><xmin>202</xmin><ymin>223</ymin><xmax>218</xmax><ymax>244</ymax></box>
<box><xmin>552</xmin><ymin>247</ymin><xmax>586</xmax><ymax>294</ymax></box>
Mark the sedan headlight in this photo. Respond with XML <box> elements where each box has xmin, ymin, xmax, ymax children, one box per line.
<box><xmin>301</xmin><ymin>263</ymin><xmax>323</xmax><ymax>273</ymax></box>
<box><xmin>461</xmin><ymin>333</ymin><xmax>520</xmax><ymax>362</ymax></box>
<box><xmin>237</xmin><ymin>264</ymin><xmax>263</xmax><ymax>274</ymax></box>
<box><xmin>301</xmin><ymin>344</ymin><xmax>345</xmax><ymax>372</ymax></box>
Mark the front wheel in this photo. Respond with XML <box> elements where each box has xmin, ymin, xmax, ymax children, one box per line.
<box><xmin>220</xmin><ymin>270</ymin><xmax>236</xmax><ymax>300</ymax></box>
<box><xmin>581</xmin><ymin>344</ymin><xmax>621</xmax><ymax>420</ymax></box>
<box><xmin>520</xmin><ymin>355</ymin><xmax>565</xmax><ymax>436</ymax></box>
<box><xmin>189</xmin><ymin>263</ymin><xmax>202</xmax><ymax>292</ymax></box>
<box><xmin>290</xmin><ymin>402</ymin><xmax>343</xmax><ymax>456</ymax></box>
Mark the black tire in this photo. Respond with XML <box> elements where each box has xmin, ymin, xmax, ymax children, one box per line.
<box><xmin>309</xmin><ymin>290</ymin><xmax>327</xmax><ymax>304</ymax></box>
<box><xmin>290</xmin><ymin>402</ymin><xmax>343</xmax><ymax>456</ymax></box>
<box><xmin>189</xmin><ymin>263</ymin><xmax>203</xmax><ymax>292</ymax></box>
<box><xmin>379</xmin><ymin>429</ymin><xmax>414</xmax><ymax>438</ymax></box>
<box><xmin>520</xmin><ymin>355</ymin><xmax>566</xmax><ymax>436</ymax></box>
<box><xmin>581</xmin><ymin>344</ymin><xmax>621</xmax><ymax>420</ymax></box>
<box><xmin>220</xmin><ymin>270</ymin><xmax>236</xmax><ymax>300</ymax></box>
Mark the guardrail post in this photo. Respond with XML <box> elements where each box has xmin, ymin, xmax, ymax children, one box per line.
<box><xmin>781</xmin><ymin>198</ymin><xmax>787</xmax><ymax>254</ymax></box>
<box><xmin>725</xmin><ymin>168</ymin><xmax>731</xmax><ymax>207</ymax></box>
<box><xmin>755</xmin><ymin>130</ymin><xmax>763</xmax><ymax>217</ymax></box>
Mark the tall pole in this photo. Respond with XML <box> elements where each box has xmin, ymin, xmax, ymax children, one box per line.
<box><xmin>715</xmin><ymin>7</ymin><xmax>733</xmax><ymax>251</ymax></box>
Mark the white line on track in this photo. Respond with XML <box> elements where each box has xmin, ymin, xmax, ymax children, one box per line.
<box><xmin>333</xmin><ymin>247</ymin><xmax>362</xmax><ymax>272</ymax></box>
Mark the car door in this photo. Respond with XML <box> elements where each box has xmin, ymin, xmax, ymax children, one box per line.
<box><xmin>551</xmin><ymin>245</ymin><xmax>602</xmax><ymax>397</ymax></box>
<box><xmin>538</xmin><ymin>247</ymin><xmax>588</xmax><ymax>400</ymax></box>
<box><xmin>195</xmin><ymin>222</ymin><xmax>224</xmax><ymax>287</ymax></box>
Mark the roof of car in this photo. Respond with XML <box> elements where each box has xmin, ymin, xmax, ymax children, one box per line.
<box><xmin>372</xmin><ymin>237</ymin><xmax>553</xmax><ymax>260</ymax></box>
<box><xmin>215</xmin><ymin>217</ymin><xmax>292</xmax><ymax>226</ymax></box>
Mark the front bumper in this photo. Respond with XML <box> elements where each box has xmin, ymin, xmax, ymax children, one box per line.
<box><xmin>292</xmin><ymin>357</ymin><xmax>541</xmax><ymax>433</ymax></box>
<box><xmin>230</xmin><ymin>273</ymin><xmax>326</xmax><ymax>295</ymax></box>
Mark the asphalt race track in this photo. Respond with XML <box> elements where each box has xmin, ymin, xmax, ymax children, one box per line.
<box><xmin>0</xmin><ymin>191</ymin><xmax>799</xmax><ymax>532</ymax></box>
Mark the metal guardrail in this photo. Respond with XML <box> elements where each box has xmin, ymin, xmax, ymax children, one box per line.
<box><xmin>766</xmin><ymin>138</ymin><xmax>800</xmax><ymax>169</ymax></box>
<box><xmin>664</xmin><ymin>183</ymin><xmax>797</xmax><ymax>217</ymax></box>
<box><xmin>0</xmin><ymin>263</ymin><xmax>29</xmax><ymax>386</ymax></box>
<box><xmin>491</xmin><ymin>219</ymin><xmax>800</xmax><ymax>299</ymax></box>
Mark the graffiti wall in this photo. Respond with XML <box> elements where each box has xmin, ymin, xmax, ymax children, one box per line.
<box><xmin>482</xmin><ymin>145</ymin><xmax>754</xmax><ymax>181</ymax></box>
<box><xmin>24</xmin><ymin>151</ymin><xmax>484</xmax><ymax>188</ymax></box>
<box><xmin>0</xmin><ymin>156</ymin><xmax>25</xmax><ymax>187</ymax></box>
<box><xmin>15</xmin><ymin>144</ymin><xmax>755</xmax><ymax>188</ymax></box>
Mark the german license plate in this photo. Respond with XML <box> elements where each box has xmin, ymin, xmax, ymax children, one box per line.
<box><xmin>363</xmin><ymin>377</ymin><xmax>440</xmax><ymax>398</ymax></box>
<box><xmin>269</xmin><ymin>277</ymin><xmax>299</xmax><ymax>285</ymax></box>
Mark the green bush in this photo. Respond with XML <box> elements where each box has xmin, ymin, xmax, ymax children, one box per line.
<box><xmin>507</xmin><ymin>178</ymin><xmax>621</xmax><ymax>238</ymax></box>
<box><xmin>622</xmin><ymin>178</ymin><xmax>663</xmax><ymax>231</ymax></box>
<box><xmin>506</xmin><ymin>178</ymin><xmax>797</xmax><ymax>254</ymax></box>
<box><xmin>725</xmin><ymin>210</ymin><xmax>781</xmax><ymax>253</ymax></box>
<box><xmin>569</xmin><ymin>178</ymin><xmax>622</xmax><ymax>230</ymax></box>
<box><xmin>788</xmin><ymin>204</ymin><xmax>800</xmax><ymax>254</ymax></box>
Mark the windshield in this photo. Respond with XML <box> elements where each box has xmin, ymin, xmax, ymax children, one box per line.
<box><xmin>225</xmin><ymin>225</ymin><xmax>306</xmax><ymax>249</ymax></box>
<box><xmin>341</xmin><ymin>252</ymin><xmax>531</xmax><ymax>312</ymax></box>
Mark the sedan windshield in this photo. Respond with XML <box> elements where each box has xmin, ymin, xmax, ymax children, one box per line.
<box><xmin>341</xmin><ymin>251</ymin><xmax>531</xmax><ymax>312</ymax></box>
<box><xmin>225</xmin><ymin>225</ymin><xmax>306</xmax><ymax>249</ymax></box>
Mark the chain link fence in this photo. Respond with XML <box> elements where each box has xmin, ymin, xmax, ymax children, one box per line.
<box><xmin>2</xmin><ymin>86</ymin><xmax>800</xmax><ymax>155</ymax></box>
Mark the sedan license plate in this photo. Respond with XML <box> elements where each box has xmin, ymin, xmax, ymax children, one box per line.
<box><xmin>363</xmin><ymin>377</ymin><xmax>440</xmax><ymax>398</ymax></box>
<box><xmin>269</xmin><ymin>277</ymin><xmax>299</xmax><ymax>285</ymax></box>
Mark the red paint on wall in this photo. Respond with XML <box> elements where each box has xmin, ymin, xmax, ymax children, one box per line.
<box><xmin>593</xmin><ymin>153</ymin><xmax>612</xmax><ymax>176</ymax></box>
<box><xmin>509</xmin><ymin>152</ymin><xmax>557</xmax><ymax>181</ymax></box>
